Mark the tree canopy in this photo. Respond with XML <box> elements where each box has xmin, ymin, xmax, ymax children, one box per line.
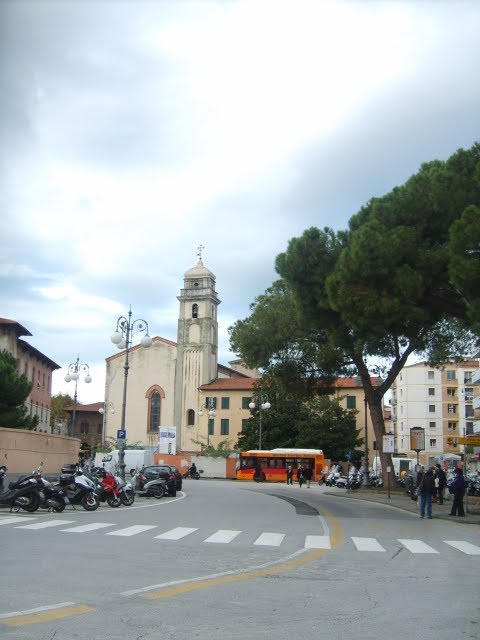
<box><xmin>230</xmin><ymin>143</ymin><xmax>480</xmax><ymax>476</ymax></box>
<box><xmin>0</xmin><ymin>349</ymin><xmax>39</xmax><ymax>430</ymax></box>
<box><xmin>236</xmin><ymin>378</ymin><xmax>362</xmax><ymax>462</ymax></box>
<box><xmin>50</xmin><ymin>393</ymin><xmax>75</xmax><ymax>429</ymax></box>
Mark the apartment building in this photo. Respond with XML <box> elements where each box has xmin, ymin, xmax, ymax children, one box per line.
<box><xmin>0</xmin><ymin>318</ymin><xmax>60</xmax><ymax>432</ymax></box>
<box><xmin>197</xmin><ymin>375</ymin><xmax>380</xmax><ymax>456</ymax></box>
<box><xmin>391</xmin><ymin>359</ymin><xmax>480</xmax><ymax>466</ymax></box>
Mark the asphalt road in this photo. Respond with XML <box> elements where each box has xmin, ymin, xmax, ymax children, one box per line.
<box><xmin>0</xmin><ymin>480</ymin><xmax>479</xmax><ymax>640</ymax></box>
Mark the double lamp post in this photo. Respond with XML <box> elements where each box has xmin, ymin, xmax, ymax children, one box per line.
<box><xmin>64</xmin><ymin>356</ymin><xmax>92</xmax><ymax>437</ymax></box>
<box><xmin>249</xmin><ymin>394</ymin><xmax>271</xmax><ymax>450</ymax></box>
<box><xmin>110</xmin><ymin>307</ymin><xmax>152</xmax><ymax>479</ymax></box>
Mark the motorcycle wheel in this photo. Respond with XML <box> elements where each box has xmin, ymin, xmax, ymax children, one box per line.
<box><xmin>107</xmin><ymin>494</ymin><xmax>121</xmax><ymax>508</ymax></box>
<box><xmin>81</xmin><ymin>492</ymin><xmax>100</xmax><ymax>511</ymax></box>
<box><xmin>120</xmin><ymin>489</ymin><xmax>135</xmax><ymax>506</ymax></box>
<box><xmin>22</xmin><ymin>492</ymin><xmax>40</xmax><ymax>512</ymax></box>
<box><xmin>53</xmin><ymin>498</ymin><xmax>66</xmax><ymax>513</ymax></box>
<box><xmin>151</xmin><ymin>485</ymin><xmax>164</xmax><ymax>499</ymax></box>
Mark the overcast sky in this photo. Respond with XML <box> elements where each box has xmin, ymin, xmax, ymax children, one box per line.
<box><xmin>1</xmin><ymin>0</ymin><xmax>479</xmax><ymax>405</ymax></box>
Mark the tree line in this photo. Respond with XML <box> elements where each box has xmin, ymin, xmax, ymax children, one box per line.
<box><xmin>229</xmin><ymin>143</ymin><xmax>480</xmax><ymax>471</ymax></box>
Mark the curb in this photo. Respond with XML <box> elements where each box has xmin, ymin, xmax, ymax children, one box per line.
<box><xmin>323</xmin><ymin>490</ymin><xmax>480</xmax><ymax>525</ymax></box>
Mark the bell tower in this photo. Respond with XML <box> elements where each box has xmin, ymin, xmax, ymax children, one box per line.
<box><xmin>174</xmin><ymin>250</ymin><xmax>220</xmax><ymax>449</ymax></box>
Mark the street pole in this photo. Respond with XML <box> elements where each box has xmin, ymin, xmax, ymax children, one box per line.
<box><xmin>199</xmin><ymin>398</ymin><xmax>216</xmax><ymax>450</ymax></box>
<box><xmin>362</xmin><ymin>395</ymin><xmax>370</xmax><ymax>487</ymax></box>
<box><xmin>64</xmin><ymin>356</ymin><xmax>92</xmax><ymax>438</ymax></box>
<box><xmin>111</xmin><ymin>308</ymin><xmax>152</xmax><ymax>480</ymax></box>
<box><xmin>249</xmin><ymin>394</ymin><xmax>271</xmax><ymax>450</ymax></box>
<box><xmin>98</xmin><ymin>402</ymin><xmax>114</xmax><ymax>450</ymax></box>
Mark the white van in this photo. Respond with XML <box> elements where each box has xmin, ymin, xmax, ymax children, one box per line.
<box><xmin>371</xmin><ymin>456</ymin><xmax>414</xmax><ymax>477</ymax></box>
<box><xmin>95</xmin><ymin>449</ymin><xmax>154</xmax><ymax>475</ymax></box>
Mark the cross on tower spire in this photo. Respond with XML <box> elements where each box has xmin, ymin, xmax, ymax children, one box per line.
<box><xmin>197</xmin><ymin>244</ymin><xmax>205</xmax><ymax>261</ymax></box>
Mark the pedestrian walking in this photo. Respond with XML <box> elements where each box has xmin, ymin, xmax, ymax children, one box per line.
<box><xmin>434</xmin><ymin>463</ymin><xmax>447</xmax><ymax>505</ymax></box>
<box><xmin>304</xmin><ymin>466</ymin><xmax>312</xmax><ymax>488</ymax></box>
<box><xmin>286</xmin><ymin>464</ymin><xmax>293</xmax><ymax>485</ymax></box>
<box><xmin>450</xmin><ymin>467</ymin><xmax>466</xmax><ymax>517</ymax></box>
<box><xmin>418</xmin><ymin>467</ymin><xmax>435</xmax><ymax>518</ymax></box>
<box><xmin>414</xmin><ymin>465</ymin><xmax>425</xmax><ymax>502</ymax></box>
<box><xmin>297</xmin><ymin>465</ymin><xmax>305</xmax><ymax>488</ymax></box>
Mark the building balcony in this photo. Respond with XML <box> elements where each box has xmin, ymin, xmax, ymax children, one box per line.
<box><xmin>471</xmin><ymin>369</ymin><xmax>480</xmax><ymax>385</ymax></box>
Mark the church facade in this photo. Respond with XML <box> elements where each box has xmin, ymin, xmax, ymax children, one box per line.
<box><xmin>103</xmin><ymin>259</ymin><xmax>259</xmax><ymax>452</ymax></box>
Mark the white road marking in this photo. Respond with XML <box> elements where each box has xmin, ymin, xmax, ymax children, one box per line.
<box><xmin>0</xmin><ymin>602</ymin><xmax>76</xmax><ymax>619</ymax></box>
<box><xmin>15</xmin><ymin>520</ymin><xmax>76</xmax><ymax>530</ymax></box>
<box><xmin>304</xmin><ymin>535</ymin><xmax>331</xmax><ymax>549</ymax></box>
<box><xmin>0</xmin><ymin>516</ymin><xmax>37</xmax><ymax>525</ymax></box>
<box><xmin>398</xmin><ymin>539</ymin><xmax>439</xmax><ymax>554</ymax></box>
<box><xmin>106</xmin><ymin>525</ymin><xmax>158</xmax><ymax>537</ymax></box>
<box><xmin>155</xmin><ymin>527</ymin><xmax>198</xmax><ymax>540</ymax></box>
<box><xmin>351</xmin><ymin>537</ymin><xmax>386</xmax><ymax>552</ymax></box>
<box><xmin>204</xmin><ymin>529</ymin><xmax>241</xmax><ymax>543</ymax></box>
<box><xmin>60</xmin><ymin>522</ymin><xmax>115</xmax><ymax>533</ymax></box>
<box><xmin>254</xmin><ymin>532</ymin><xmax>285</xmax><ymax>546</ymax></box>
<box><xmin>120</xmin><ymin>549</ymin><xmax>308</xmax><ymax>596</ymax></box>
<box><xmin>444</xmin><ymin>540</ymin><xmax>480</xmax><ymax>555</ymax></box>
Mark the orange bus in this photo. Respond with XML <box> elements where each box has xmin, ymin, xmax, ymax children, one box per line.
<box><xmin>237</xmin><ymin>448</ymin><xmax>325</xmax><ymax>483</ymax></box>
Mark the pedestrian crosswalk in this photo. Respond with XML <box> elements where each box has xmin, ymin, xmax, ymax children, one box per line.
<box><xmin>1</xmin><ymin>515</ymin><xmax>480</xmax><ymax>555</ymax></box>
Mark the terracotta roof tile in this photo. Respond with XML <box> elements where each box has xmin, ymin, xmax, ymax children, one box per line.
<box><xmin>199</xmin><ymin>378</ymin><xmax>255</xmax><ymax>391</ymax></box>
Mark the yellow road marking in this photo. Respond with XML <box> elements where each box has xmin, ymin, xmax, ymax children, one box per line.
<box><xmin>145</xmin><ymin>503</ymin><xmax>343</xmax><ymax>600</ymax></box>
<box><xmin>1</xmin><ymin>604</ymin><xmax>94</xmax><ymax>627</ymax></box>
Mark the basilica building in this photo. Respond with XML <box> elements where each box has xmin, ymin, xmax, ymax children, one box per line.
<box><xmin>103</xmin><ymin>258</ymin><xmax>259</xmax><ymax>453</ymax></box>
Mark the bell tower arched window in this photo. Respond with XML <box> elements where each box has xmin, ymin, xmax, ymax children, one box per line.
<box><xmin>192</xmin><ymin>304</ymin><xmax>198</xmax><ymax>318</ymax></box>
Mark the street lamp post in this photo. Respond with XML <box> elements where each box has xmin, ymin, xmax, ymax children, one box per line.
<box><xmin>110</xmin><ymin>307</ymin><xmax>152</xmax><ymax>480</ymax></box>
<box><xmin>249</xmin><ymin>394</ymin><xmax>271</xmax><ymax>450</ymax></box>
<box><xmin>362</xmin><ymin>395</ymin><xmax>370</xmax><ymax>487</ymax></box>
<box><xmin>198</xmin><ymin>398</ymin><xmax>216</xmax><ymax>448</ymax></box>
<box><xmin>98</xmin><ymin>402</ymin><xmax>115</xmax><ymax>449</ymax></box>
<box><xmin>64</xmin><ymin>356</ymin><xmax>92</xmax><ymax>437</ymax></box>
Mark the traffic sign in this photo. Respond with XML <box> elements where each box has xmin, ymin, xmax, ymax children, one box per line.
<box><xmin>117</xmin><ymin>429</ymin><xmax>126</xmax><ymax>440</ymax></box>
<box><xmin>447</xmin><ymin>436</ymin><xmax>480</xmax><ymax>446</ymax></box>
<box><xmin>461</xmin><ymin>436</ymin><xmax>480</xmax><ymax>446</ymax></box>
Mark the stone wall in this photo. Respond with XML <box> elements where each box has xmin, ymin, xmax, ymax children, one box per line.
<box><xmin>0</xmin><ymin>427</ymin><xmax>81</xmax><ymax>473</ymax></box>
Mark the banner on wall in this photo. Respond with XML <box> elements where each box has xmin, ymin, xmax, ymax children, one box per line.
<box><xmin>158</xmin><ymin>426</ymin><xmax>177</xmax><ymax>454</ymax></box>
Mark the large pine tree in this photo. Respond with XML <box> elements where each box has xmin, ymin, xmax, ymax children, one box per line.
<box><xmin>0</xmin><ymin>350</ymin><xmax>38</xmax><ymax>430</ymax></box>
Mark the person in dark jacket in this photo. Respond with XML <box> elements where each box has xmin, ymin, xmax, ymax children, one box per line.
<box><xmin>303</xmin><ymin>466</ymin><xmax>313</xmax><ymax>488</ymax></box>
<box><xmin>450</xmin><ymin>467</ymin><xmax>466</xmax><ymax>517</ymax></box>
<box><xmin>297</xmin><ymin>465</ymin><xmax>305</xmax><ymax>487</ymax></box>
<box><xmin>286</xmin><ymin>465</ymin><xmax>293</xmax><ymax>485</ymax></box>
<box><xmin>434</xmin><ymin>463</ymin><xmax>447</xmax><ymax>505</ymax></box>
<box><xmin>418</xmin><ymin>467</ymin><xmax>435</xmax><ymax>518</ymax></box>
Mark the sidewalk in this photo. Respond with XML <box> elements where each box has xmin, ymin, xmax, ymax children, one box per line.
<box><xmin>324</xmin><ymin>488</ymin><xmax>480</xmax><ymax>525</ymax></box>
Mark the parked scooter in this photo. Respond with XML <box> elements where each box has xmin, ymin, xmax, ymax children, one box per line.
<box><xmin>324</xmin><ymin>465</ymin><xmax>341</xmax><ymax>487</ymax></box>
<box><xmin>90</xmin><ymin>467</ymin><xmax>135</xmax><ymax>506</ymax></box>
<box><xmin>50</xmin><ymin>469</ymin><xmax>100</xmax><ymax>511</ymax></box>
<box><xmin>0</xmin><ymin>467</ymin><xmax>40</xmax><ymax>513</ymax></box>
<box><xmin>30</xmin><ymin>466</ymin><xmax>67</xmax><ymax>513</ymax></box>
<box><xmin>132</xmin><ymin>468</ymin><xmax>166</xmax><ymax>499</ymax></box>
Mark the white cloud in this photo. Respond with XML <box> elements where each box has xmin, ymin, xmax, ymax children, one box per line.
<box><xmin>1</xmin><ymin>0</ymin><xmax>479</xmax><ymax>404</ymax></box>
